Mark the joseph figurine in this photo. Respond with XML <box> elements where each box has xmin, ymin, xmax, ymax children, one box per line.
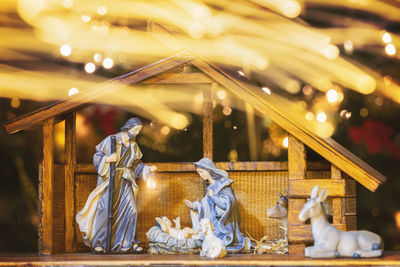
<box><xmin>76</xmin><ymin>117</ymin><xmax>156</xmax><ymax>253</ymax></box>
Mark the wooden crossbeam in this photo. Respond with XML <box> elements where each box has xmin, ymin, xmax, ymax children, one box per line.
<box><xmin>288</xmin><ymin>179</ymin><xmax>356</xmax><ymax>198</ymax></box>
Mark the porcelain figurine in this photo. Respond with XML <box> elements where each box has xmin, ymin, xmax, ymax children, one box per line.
<box><xmin>184</xmin><ymin>157</ymin><xmax>252</xmax><ymax>253</ymax></box>
<box><xmin>299</xmin><ymin>185</ymin><xmax>383</xmax><ymax>258</ymax></box>
<box><xmin>200</xmin><ymin>218</ymin><xmax>227</xmax><ymax>259</ymax></box>
<box><xmin>267</xmin><ymin>192</ymin><xmax>288</xmax><ymax>236</ymax></box>
<box><xmin>155</xmin><ymin>216</ymin><xmax>199</xmax><ymax>240</ymax></box>
<box><xmin>146</xmin><ymin>216</ymin><xmax>202</xmax><ymax>254</ymax></box>
<box><xmin>76</xmin><ymin>117</ymin><xmax>157</xmax><ymax>253</ymax></box>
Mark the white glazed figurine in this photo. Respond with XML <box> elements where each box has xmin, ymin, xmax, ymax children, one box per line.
<box><xmin>267</xmin><ymin>192</ymin><xmax>288</xmax><ymax>236</ymax></box>
<box><xmin>200</xmin><ymin>218</ymin><xmax>227</xmax><ymax>259</ymax></box>
<box><xmin>155</xmin><ymin>216</ymin><xmax>198</xmax><ymax>240</ymax></box>
<box><xmin>299</xmin><ymin>185</ymin><xmax>383</xmax><ymax>258</ymax></box>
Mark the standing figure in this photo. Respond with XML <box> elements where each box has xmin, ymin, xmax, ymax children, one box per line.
<box><xmin>184</xmin><ymin>158</ymin><xmax>251</xmax><ymax>253</ymax></box>
<box><xmin>76</xmin><ymin>117</ymin><xmax>156</xmax><ymax>253</ymax></box>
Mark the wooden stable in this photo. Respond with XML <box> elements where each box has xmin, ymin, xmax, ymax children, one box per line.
<box><xmin>4</xmin><ymin>22</ymin><xmax>387</xmax><ymax>258</ymax></box>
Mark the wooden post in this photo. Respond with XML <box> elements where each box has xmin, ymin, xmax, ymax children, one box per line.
<box><xmin>40</xmin><ymin>117</ymin><xmax>55</xmax><ymax>255</ymax></box>
<box><xmin>64</xmin><ymin>113</ymin><xmax>76</xmax><ymax>252</ymax></box>
<box><xmin>287</xmin><ymin>134</ymin><xmax>307</xmax><ymax>255</ymax></box>
<box><xmin>332</xmin><ymin>165</ymin><xmax>357</xmax><ymax>230</ymax></box>
<box><xmin>202</xmin><ymin>83</ymin><xmax>215</xmax><ymax>160</ymax></box>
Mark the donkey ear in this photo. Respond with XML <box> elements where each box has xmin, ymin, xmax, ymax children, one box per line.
<box><xmin>317</xmin><ymin>189</ymin><xmax>328</xmax><ymax>202</ymax></box>
<box><xmin>310</xmin><ymin>185</ymin><xmax>319</xmax><ymax>198</ymax></box>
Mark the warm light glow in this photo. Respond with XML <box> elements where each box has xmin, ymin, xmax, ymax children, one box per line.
<box><xmin>237</xmin><ymin>70</ymin><xmax>245</xmax><ymax>77</ymax></box>
<box><xmin>262</xmin><ymin>87</ymin><xmax>271</xmax><ymax>95</ymax></box>
<box><xmin>60</xmin><ymin>44</ymin><xmax>71</xmax><ymax>56</ymax></box>
<box><xmin>385</xmin><ymin>44</ymin><xmax>396</xmax><ymax>56</ymax></box>
<box><xmin>382</xmin><ymin>32</ymin><xmax>392</xmax><ymax>44</ymax></box>
<box><xmin>383</xmin><ymin>75</ymin><xmax>392</xmax><ymax>86</ymax></box>
<box><xmin>302</xmin><ymin>85</ymin><xmax>313</xmax><ymax>96</ymax></box>
<box><xmin>94</xmin><ymin>53</ymin><xmax>102</xmax><ymax>63</ymax></box>
<box><xmin>340</xmin><ymin>110</ymin><xmax>352</xmax><ymax>119</ymax></box>
<box><xmin>217</xmin><ymin>90</ymin><xmax>227</xmax><ymax>100</ymax></box>
<box><xmin>223</xmin><ymin>106</ymin><xmax>232</xmax><ymax>116</ymax></box>
<box><xmin>395</xmin><ymin>211</ymin><xmax>400</xmax><ymax>230</ymax></box>
<box><xmin>344</xmin><ymin>40</ymin><xmax>354</xmax><ymax>54</ymax></box>
<box><xmin>161</xmin><ymin>126</ymin><xmax>170</xmax><ymax>135</ymax></box>
<box><xmin>11</xmin><ymin>97</ymin><xmax>20</xmax><ymax>108</ymax></box>
<box><xmin>84</xmin><ymin>62</ymin><xmax>96</xmax><ymax>73</ymax></box>
<box><xmin>326</xmin><ymin>89</ymin><xmax>338</xmax><ymax>103</ymax></box>
<box><xmin>254</xmin><ymin>57</ymin><xmax>268</xmax><ymax>70</ymax></box>
<box><xmin>316</xmin><ymin>112</ymin><xmax>327</xmax><ymax>123</ymax></box>
<box><xmin>375</xmin><ymin>97</ymin><xmax>383</xmax><ymax>106</ymax></box>
<box><xmin>282</xmin><ymin>136</ymin><xmax>289</xmax><ymax>148</ymax></box>
<box><xmin>323</xmin><ymin>44</ymin><xmax>340</xmax><ymax>60</ymax></box>
<box><xmin>68</xmin><ymin>87</ymin><xmax>79</xmax><ymax>96</ymax></box>
<box><xmin>102</xmin><ymin>57</ymin><xmax>114</xmax><ymax>69</ymax></box>
<box><xmin>360</xmin><ymin>108</ymin><xmax>369</xmax><ymax>117</ymax></box>
<box><xmin>305</xmin><ymin>112</ymin><xmax>314</xmax><ymax>121</ymax></box>
<box><xmin>81</xmin><ymin>15</ymin><xmax>91</xmax><ymax>23</ymax></box>
<box><xmin>194</xmin><ymin>93</ymin><xmax>203</xmax><ymax>105</ymax></box>
<box><xmin>233</xmin><ymin>125</ymin><xmax>238</xmax><ymax>130</ymax></box>
<box><xmin>97</xmin><ymin>6</ymin><xmax>107</xmax><ymax>15</ymax></box>
<box><xmin>282</xmin><ymin>0</ymin><xmax>302</xmax><ymax>18</ymax></box>
<box><xmin>357</xmin><ymin>75</ymin><xmax>376</xmax><ymax>94</ymax></box>
<box><xmin>62</xmin><ymin>0</ymin><xmax>73</xmax><ymax>9</ymax></box>
<box><xmin>146</xmin><ymin>177</ymin><xmax>157</xmax><ymax>190</ymax></box>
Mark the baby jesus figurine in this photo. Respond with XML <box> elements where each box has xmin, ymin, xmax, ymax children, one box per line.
<box><xmin>155</xmin><ymin>216</ymin><xmax>200</xmax><ymax>240</ymax></box>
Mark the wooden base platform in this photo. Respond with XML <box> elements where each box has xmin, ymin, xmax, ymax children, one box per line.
<box><xmin>1</xmin><ymin>252</ymin><xmax>399</xmax><ymax>266</ymax></box>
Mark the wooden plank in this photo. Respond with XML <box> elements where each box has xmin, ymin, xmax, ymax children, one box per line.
<box><xmin>141</xmin><ymin>72</ymin><xmax>213</xmax><ymax>84</ymax></box>
<box><xmin>74</xmin><ymin>161</ymin><xmax>330</xmax><ymax>173</ymax></box>
<box><xmin>288</xmin><ymin>179</ymin><xmax>356</xmax><ymax>198</ymax></box>
<box><xmin>345</xmin><ymin>215</ymin><xmax>357</xmax><ymax>231</ymax></box>
<box><xmin>2</xmin><ymin>252</ymin><xmax>400</xmax><ymax>266</ymax></box>
<box><xmin>287</xmin><ymin>135</ymin><xmax>307</xmax><ymax>251</ymax></box>
<box><xmin>147</xmin><ymin>21</ymin><xmax>386</xmax><ymax>192</ymax></box>
<box><xmin>344</xmin><ymin>198</ymin><xmax>356</xmax><ymax>216</ymax></box>
<box><xmin>331</xmin><ymin>165</ymin><xmax>345</xmax><ymax>225</ymax></box>
<box><xmin>202</xmin><ymin>83</ymin><xmax>214</xmax><ymax>159</ymax></box>
<box><xmin>64</xmin><ymin>114</ymin><xmax>76</xmax><ymax>252</ymax></box>
<box><xmin>40</xmin><ymin>118</ymin><xmax>55</xmax><ymax>255</ymax></box>
<box><xmin>4</xmin><ymin>51</ymin><xmax>193</xmax><ymax>134</ymax></box>
<box><xmin>53</xmin><ymin>164</ymin><xmax>65</xmax><ymax>254</ymax></box>
<box><xmin>289</xmin><ymin>244</ymin><xmax>306</xmax><ymax>255</ymax></box>
<box><xmin>288</xmin><ymin>224</ymin><xmax>347</xmax><ymax>243</ymax></box>
<box><xmin>288</xmin><ymin>135</ymin><xmax>306</xmax><ymax>180</ymax></box>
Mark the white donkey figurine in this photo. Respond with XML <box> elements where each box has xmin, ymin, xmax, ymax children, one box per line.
<box><xmin>299</xmin><ymin>185</ymin><xmax>383</xmax><ymax>258</ymax></box>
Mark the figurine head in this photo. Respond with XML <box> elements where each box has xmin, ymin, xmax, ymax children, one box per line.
<box><xmin>298</xmin><ymin>185</ymin><xmax>328</xmax><ymax>222</ymax></box>
<box><xmin>194</xmin><ymin>158</ymin><xmax>228</xmax><ymax>181</ymax></box>
<box><xmin>121</xmin><ymin>117</ymin><xmax>143</xmax><ymax>138</ymax></box>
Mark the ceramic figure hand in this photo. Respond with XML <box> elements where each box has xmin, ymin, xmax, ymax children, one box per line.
<box><xmin>207</xmin><ymin>189</ymin><xmax>213</xmax><ymax>197</ymax></box>
<box><xmin>184</xmin><ymin>199</ymin><xmax>194</xmax><ymax>209</ymax></box>
<box><xmin>105</xmin><ymin>153</ymin><xmax>119</xmax><ymax>163</ymax></box>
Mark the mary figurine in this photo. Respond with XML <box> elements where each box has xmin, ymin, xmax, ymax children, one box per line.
<box><xmin>184</xmin><ymin>158</ymin><xmax>251</xmax><ymax>253</ymax></box>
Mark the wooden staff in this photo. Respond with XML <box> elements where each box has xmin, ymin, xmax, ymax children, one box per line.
<box><xmin>105</xmin><ymin>136</ymin><xmax>116</xmax><ymax>253</ymax></box>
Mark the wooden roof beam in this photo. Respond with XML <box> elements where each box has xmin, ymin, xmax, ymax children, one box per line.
<box><xmin>4</xmin><ymin>50</ymin><xmax>193</xmax><ymax>134</ymax></box>
<box><xmin>148</xmin><ymin>21</ymin><xmax>386</xmax><ymax>192</ymax></box>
